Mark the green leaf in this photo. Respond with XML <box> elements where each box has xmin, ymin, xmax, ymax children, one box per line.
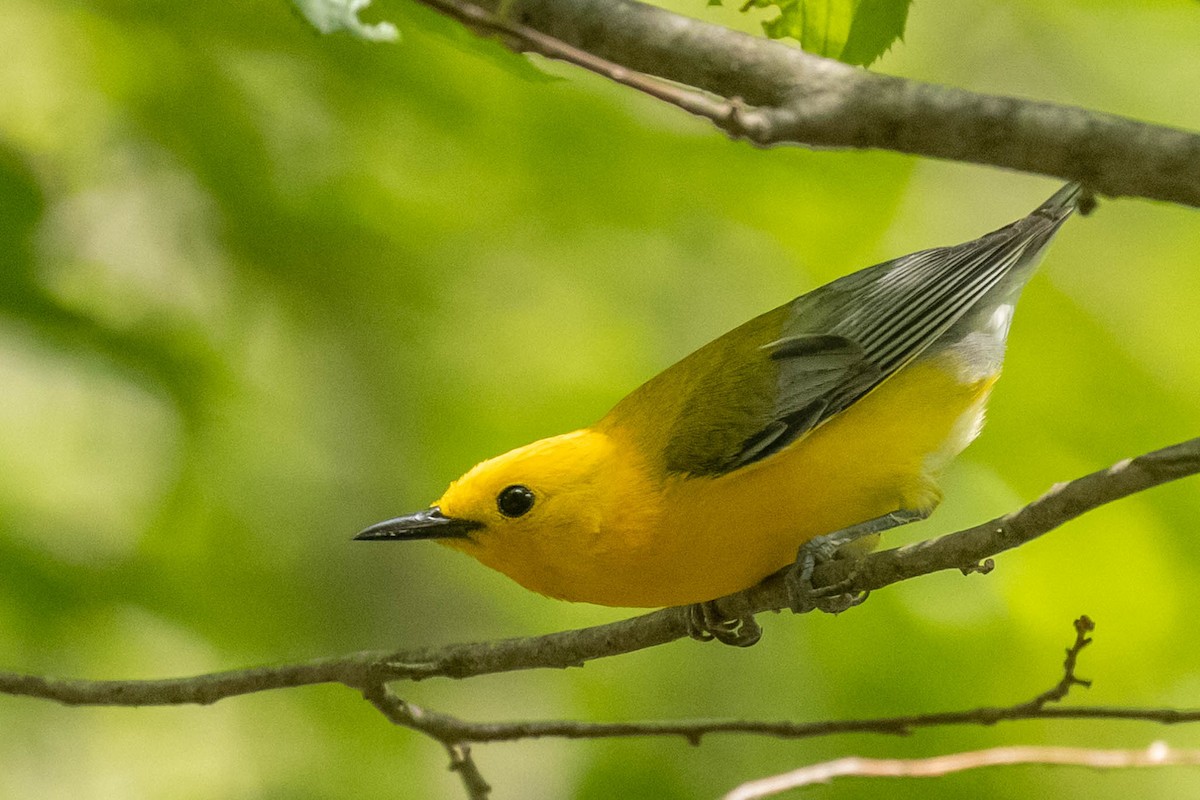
<box><xmin>290</xmin><ymin>0</ymin><xmax>399</xmax><ymax>42</ymax></box>
<box><xmin>731</xmin><ymin>0</ymin><xmax>911</xmax><ymax>66</ymax></box>
<box><xmin>840</xmin><ymin>0</ymin><xmax>912</xmax><ymax>66</ymax></box>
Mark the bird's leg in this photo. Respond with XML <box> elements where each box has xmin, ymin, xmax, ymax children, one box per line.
<box><xmin>786</xmin><ymin>508</ymin><xmax>929</xmax><ymax>614</ymax></box>
<box><xmin>685</xmin><ymin>601</ymin><xmax>763</xmax><ymax>647</ymax></box>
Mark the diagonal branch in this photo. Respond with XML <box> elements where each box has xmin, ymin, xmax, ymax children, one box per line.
<box><xmin>0</xmin><ymin>438</ymin><xmax>1196</xmax><ymax>705</ymax></box>
<box><xmin>411</xmin><ymin>0</ymin><xmax>1200</xmax><ymax>208</ymax></box>
<box><xmin>724</xmin><ymin>743</ymin><xmax>1200</xmax><ymax>799</ymax></box>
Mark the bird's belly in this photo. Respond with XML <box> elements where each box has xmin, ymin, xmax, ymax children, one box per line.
<box><xmin>564</xmin><ymin>357</ymin><xmax>997</xmax><ymax>608</ymax></box>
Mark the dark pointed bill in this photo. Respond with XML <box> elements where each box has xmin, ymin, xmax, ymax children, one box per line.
<box><xmin>354</xmin><ymin>507</ymin><xmax>482</xmax><ymax>541</ymax></box>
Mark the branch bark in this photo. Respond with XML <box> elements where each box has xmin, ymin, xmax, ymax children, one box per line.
<box><xmin>0</xmin><ymin>437</ymin><xmax>1196</xmax><ymax>705</ymax></box>
<box><xmin>725</xmin><ymin>743</ymin><xmax>1200</xmax><ymax>799</ymax></box>
<box><xmin>413</xmin><ymin>0</ymin><xmax>1200</xmax><ymax>208</ymax></box>
<box><xmin>307</xmin><ymin>617</ymin><xmax>1200</xmax><ymax>800</ymax></box>
<box><xmin>365</xmin><ymin>683</ymin><xmax>493</xmax><ymax>799</ymax></box>
<box><xmin>271</xmin><ymin>617</ymin><xmax>1200</xmax><ymax>750</ymax></box>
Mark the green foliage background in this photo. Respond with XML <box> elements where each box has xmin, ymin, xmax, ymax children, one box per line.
<box><xmin>1</xmin><ymin>0</ymin><xmax>1199</xmax><ymax>797</ymax></box>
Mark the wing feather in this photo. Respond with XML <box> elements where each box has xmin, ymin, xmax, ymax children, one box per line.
<box><xmin>731</xmin><ymin>196</ymin><xmax>1075</xmax><ymax>469</ymax></box>
<box><xmin>646</xmin><ymin>184</ymin><xmax>1079</xmax><ymax>477</ymax></box>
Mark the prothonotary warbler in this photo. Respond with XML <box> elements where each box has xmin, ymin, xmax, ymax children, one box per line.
<box><xmin>357</xmin><ymin>183</ymin><xmax>1080</xmax><ymax>646</ymax></box>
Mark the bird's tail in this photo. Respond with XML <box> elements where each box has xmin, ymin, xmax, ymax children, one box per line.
<box><xmin>1001</xmin><ymin>182</ymin><xmax>1079</xmax><ymax>262</ymax></box>
<box><xmin>1032</xmin><ymin>182</ymin><xmax>1082</xmax><ymax>223</ymax></box>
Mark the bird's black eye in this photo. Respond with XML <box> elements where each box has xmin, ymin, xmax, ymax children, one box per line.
<box><xmin>497</xmin><ymin>485</ymin><xmax>535</xmax><ymax>518</ymax></box>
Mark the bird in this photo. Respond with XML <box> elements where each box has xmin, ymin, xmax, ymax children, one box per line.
<box><xmin>356</xmin><ymin>183</ymin><xmax>1080</xmax><ymax>646</ymax></box>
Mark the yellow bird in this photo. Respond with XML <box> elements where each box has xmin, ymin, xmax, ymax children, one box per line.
<box><xmin>357</xmin><ymin>184</ymin><xmax>1080</xmax><ymax>645</ymax></box>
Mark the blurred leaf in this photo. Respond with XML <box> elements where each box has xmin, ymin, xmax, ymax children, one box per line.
<box><xmin>713</xmin><ymin>0</ymin><xmax>911</xmax><ymax>65</ymax></box>
<box><xmin>290</xmin><ymin>0</ymin><xmax>399</xmax><ymax>41</ymax></box>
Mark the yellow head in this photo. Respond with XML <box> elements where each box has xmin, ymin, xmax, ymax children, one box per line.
<box><xmin>355</xmin><ymin>429</ymin><xmax>661</xmax><ymax>601</ymax></box>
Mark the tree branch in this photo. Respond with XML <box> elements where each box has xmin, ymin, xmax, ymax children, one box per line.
<box><xmin>411</xmin><ymin>0</ymin><xmax>1200</xmax><ymax>208</ymax></box>
<box><xmin>364</xmin><ymin>683</ymin><xmax>493</xmax><ymax>799</ymax></box>
<box><xmin>724</xmin><ymin>743</ymin><xmax>1200</xmax><ymax>799</ymax></box>
<box><xmin>339</xmin><ymin>617</ymin><xmax>1200</xmax><ymax>797</ymax></box>
<box><xmin>347</xmin><ymin>616</ymin><xmax>1200</xmax><ymax>797</ymax></box>
<box><xmin>317</xmin><ymin>617</ymin><xmax>1200</xmax><ymax>751</ymax></box>
<box><xmin>349</xmin><ymin>697</ymin><xmax>1200</xmax><ymax>747</ymax></box>
<box><xmin>0</xmin><ymin>438</ymin><xmax>1196</xmax><ymax>705</ymax></box>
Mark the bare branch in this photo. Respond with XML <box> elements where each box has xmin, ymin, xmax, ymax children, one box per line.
<box><xmin>410</xmin><ymin>0</ymin><xmax>1200</xmax><ymax>208</ymax></box>
<box><xmin>343</xmin><ymin>693</ymin><xmax>1200</xmax><ymax>748</ymax></box>
<box><xmin>415</xmin><ymin>0</ymin><xmax>732</xmax><ymax>124</ymax></box>
<box><xmin>364</xmin><ymin>683</ymin><xmax>492</xmax><ymax>799</ymax></box>
<box><xmin>297</xmin><ymin>618</ymin><xmax>1200</xmax><ymax>750</ymax></box>
<box><xmin>0</xmin><ymin>438</ymin><xmax>1197</xmax><ymax>705</ymax></box>
<box><xmin>724</xmin><ymin>743</ymin><xmax>1200</xmax><ymax>799</ymax></box>
<box><xmin>445</xmin><ymin>743</ymin><xmax>491</xmax><ymax>800</ymax></box>
<box><xmin>1030</xmin><ymin>615</ymin><xmax>1094</xmax><ymax>707</ymax></box>
<box><xmin>278</xmin><ymin>619</ymin><xmax>1200</xmax><ymax>795</ymax></box>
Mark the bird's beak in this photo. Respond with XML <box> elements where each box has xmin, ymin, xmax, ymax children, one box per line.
<box><xmin>353</xmin><ymin>507</ymin><xmax>483</xmax><ymax>541</ymax></box>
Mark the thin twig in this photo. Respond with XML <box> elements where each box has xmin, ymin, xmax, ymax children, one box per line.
<box><xmin>0</xmin><ymin>439</ymin><xmax>1196</xmax><ymax>704</ymax></box>
<box><xmin>354</xmin><ymin>617</ymin><xmax>1200</xmax><ymax>798</ymax></box>
<box><xmin>388</xmin><ymin>704</ymin><xmax>1200</xmax><ymax>744</ymax></box>
<box><xmin>445</xmin><ymin>743</ymin><xmax>491</xmax><ymax>800</ymax></box>
<box><xmin>364</xmin><ymin>683</ymin><xmax>493</xmax><ymax>799</ymax></box>
<box><xmin>723</xmin><ymin>743</ymin><xmax>1200</xmax><ymax>799</ymax></box>
<box><xmin>407</xmin><ymin>0</ymin><xmax>1200</xmax><ymax>207</ymax></box>
<box><xmin>1030</xmin><ymin>615</ymin><xmax>1094</xmax><ymax>707</ymax></box>
<box><xmin>348</xmin><ymin>697</ymin><xmax>1200</xmax><ymax>747</ymax></box>
<box><xmin>419</xmin><ymin>0</ymin><xmax>741</xmax><ymax>132</ymax></box>
<box><xmin>336</xmin><ymin>618</ymin><xmax>1200</xmax><ymax>750</ymax></box>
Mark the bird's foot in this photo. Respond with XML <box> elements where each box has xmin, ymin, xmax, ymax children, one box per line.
<box><xmin>685</xmin><ymin>601</ymin><xmax>762</xmax><ymax>647</ymax></box>
<box><xmin>785</xmin><ymin>508</ymin><xmax>928</xmax><ymax>613</ymax></box>
<box><xmin>785</xmin><ymin>543</ymin><xmax>870</xmax><ymax>614</ymax></box>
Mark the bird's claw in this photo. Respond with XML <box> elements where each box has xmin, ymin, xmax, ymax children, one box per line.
<box><xmin>685</xmin><ymin>601</ymin><xmax>762</xmax><ymax>647</ymax></box>
<box><xmin>785</xmin><ymin>539</ymin><xmax>869</xmax><ymax>614</ymax></box>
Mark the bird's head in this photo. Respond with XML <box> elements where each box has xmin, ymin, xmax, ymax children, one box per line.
<box><xmin>355</xmin><ymin>428</ymin><xmax>656</xmax><ymax>598</ymax></box>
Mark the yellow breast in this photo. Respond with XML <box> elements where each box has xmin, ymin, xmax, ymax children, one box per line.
<box><xmin>550</xmin><ymin>355</ymin><xmax>998</xmax><ymax>607</ymax></box>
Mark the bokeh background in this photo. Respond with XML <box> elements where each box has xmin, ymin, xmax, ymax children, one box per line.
<box><xmin>1</xmin><ymin>0</ymin><xmax>1199</xmax><ymax>797</ymax></box>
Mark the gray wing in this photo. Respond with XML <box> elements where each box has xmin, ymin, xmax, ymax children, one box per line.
<box><xmin>727</xmin><ymin>183</ymin><xmax>1078</xmax><ymax>470</ymax></box>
